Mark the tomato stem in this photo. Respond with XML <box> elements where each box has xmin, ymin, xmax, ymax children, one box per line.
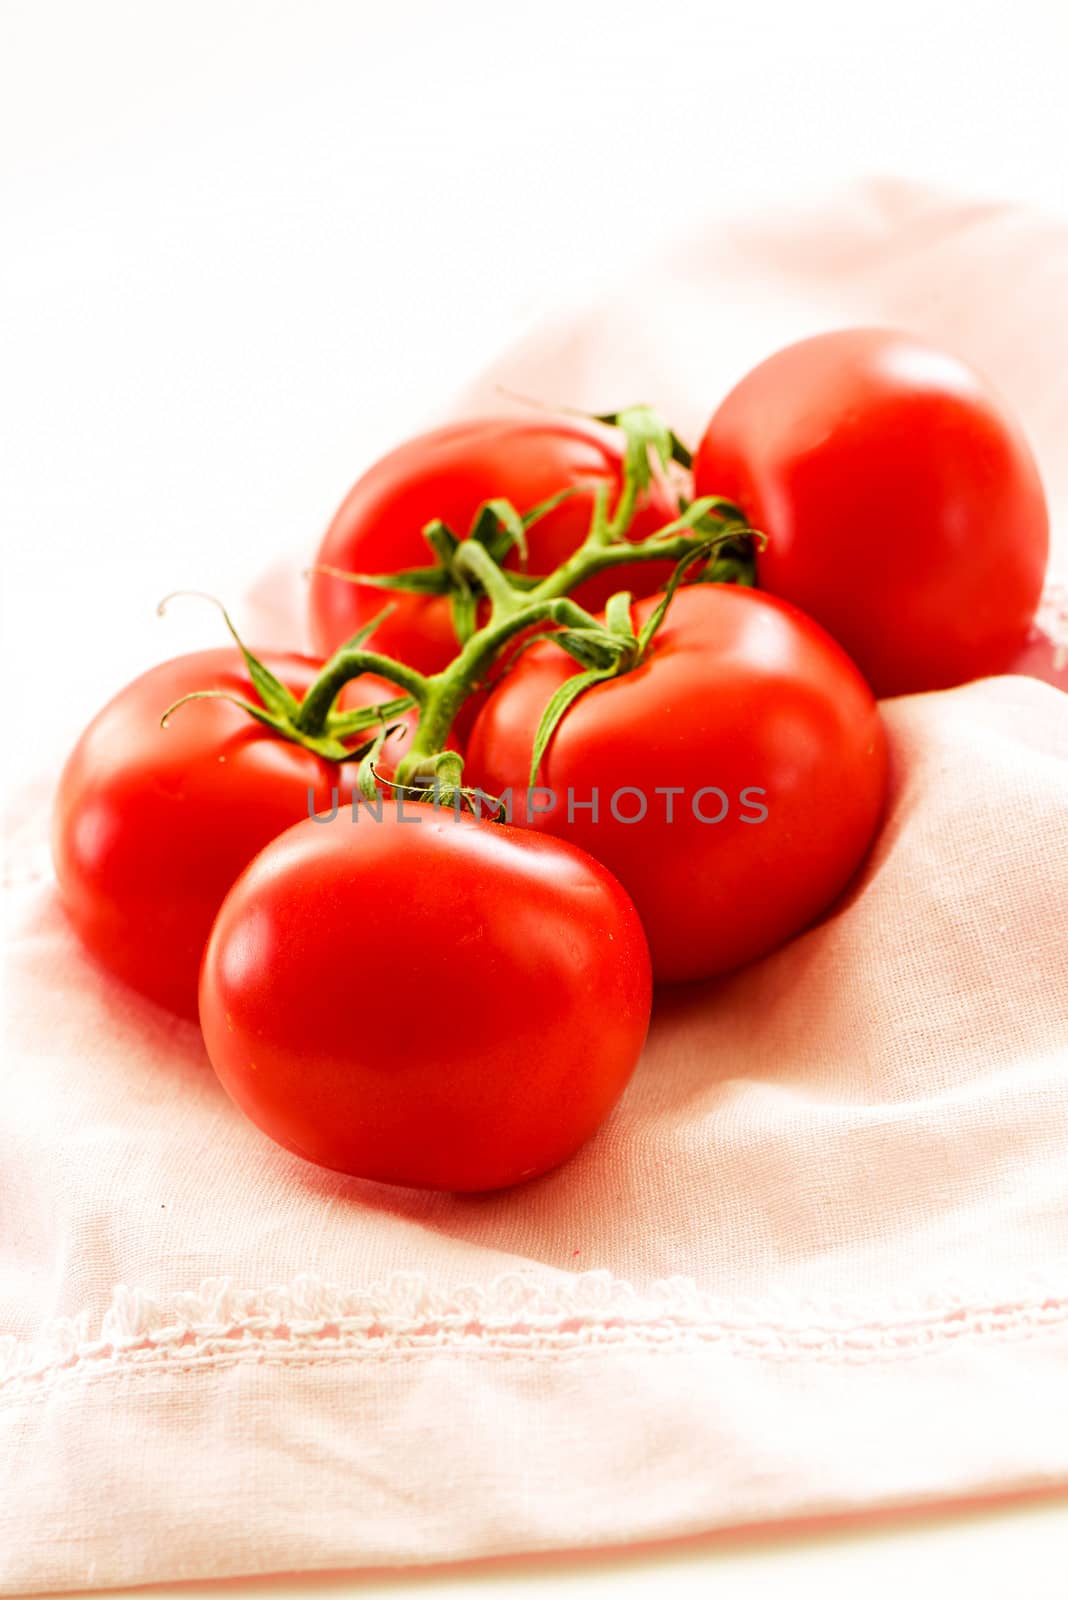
<box><xmin>296</xmin><ymin>649</ymin><xmax>429</xmax><ymax>738</ymax></box>
<box><xmin>303</xmin><ymin>518</ymin><xmax>754</xmax><ymax>791</ymax></box>
<box><xmin>174</xmin><ymin>419</ymin><xmax>757</xmax><ymax>792</ymax></box>
<box><xmin>392</xmin><ymin>594</ymin><xmax>607</xmax><ymax>790</ymax></box>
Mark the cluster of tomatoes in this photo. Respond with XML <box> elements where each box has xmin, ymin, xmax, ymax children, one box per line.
<box><xmin>53</xmin><ymin>329</ymin><xmax>1049</xmax><ymax>1191</ymax></box>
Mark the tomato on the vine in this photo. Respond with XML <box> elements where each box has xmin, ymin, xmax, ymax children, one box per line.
<box><xmin>53</xmin><ymin>649</ymin><xmax>419</xmax><ymax>1019</ymax></box>
<box><xmin>465</xmin><ymin>584</ymin><xmax>888</xmax><ymax>984</ymax></box>
<box><xmin>693</xmin><ymin>328</ymin><xmax>1049</xmax><ymax>698</ymax></box>
<box><xmin>199</xmin><ymin>807</ymin><xmax>652</xmax><ymax>1191</ymax></box>
<box><xmin>308</xmin><ymin>416</ymin><xmax>679</xmax><ymax>674</ymax></box>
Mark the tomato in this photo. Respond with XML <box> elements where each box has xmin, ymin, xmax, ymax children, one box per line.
<box><xmin>53</xmin><ymin>649</ymin><xmax>420</xmax><ymax>1019</ymax></box>
<box><xmin>693</xmin><ymin>328</ymin><xmax>1049</xmax><ymax>698</ymax></box>
<box><xmin>465</xmin><ymin>584</ymin><xmax>887</xmax><ymax>983</ymax></box>
<box><xmin>199</xmin><ymin>807</ymin><xmax>652</xmax><ymax>1191</ymax></box>
<box><xmin>308</xmin><ymin>416</ymin><xmax>679</xmax><ymax>673</ymax></box>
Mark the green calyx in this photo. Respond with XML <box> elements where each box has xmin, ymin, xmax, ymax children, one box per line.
<box><xmin>594</xmin><ymin>403</ymin><xmax>693</xmax><ymax>498</ymax></box>
<box><xmin>165</xmin><ymin>404</ymin><xmax>761</xmax><ymax>811</ymax></box>
<box><xmin>311</xmin><ymin>487</ymin><xmax>576</xmax><ymax>651</ymax></box>
<box><xmin>522</xmin><ymin>513</ymin><xmax>760</xmax><ymax>789</ymax></box>
<box><xmin>156</xmin><ymin>594</ymin><xmax>422</xmax><ymax>789</ymax></box>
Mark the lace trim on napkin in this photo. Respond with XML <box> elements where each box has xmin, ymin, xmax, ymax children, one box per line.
<box><xmin>3</xmin><ymin>1271</ymin><xmax>1067</xmax><ymax>1394</ymax></box>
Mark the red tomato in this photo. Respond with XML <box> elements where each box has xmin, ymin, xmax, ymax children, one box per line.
<box><xmin>53</xmin><ymin>649</ymin><xmax>419</xmax><ymax>1019</ymax></box>
<box><xmin>199</xmin><ymin>808</ymin><xmax>652</xmax><ymax>1191</ymax></box>
<box><xmin>693</xmin><ymin>329</ymin><xmax>1049</xmax><ymax>698</ymax></box>
<box><xmin>465</xmin><ymin>585</ymin><xmax>887</xmax><ymax>983</ymax></box>
<box><xmin>308</xmin><ymin>416</ymin><xmax>679</xmax><ymax>673</ymax></box>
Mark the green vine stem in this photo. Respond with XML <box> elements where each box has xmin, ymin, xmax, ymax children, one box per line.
<box><xmin>167</xmin><ymin>410</ymin><xmax>757</xmax><ymax>805</ymax></box>
<box><xmin>385</xmin><ymin>503</ymin><xmax>752</xmax><ymax>796</ymax></box>
<box><xmin>295</xmin><ymin>648</ymin><xmax>428</xmax><ymax>737</ymax></box>
<box><xmin>393</xmin><ymin>593</ymin><xmax>621</xmax><ymax>790</ymax></box>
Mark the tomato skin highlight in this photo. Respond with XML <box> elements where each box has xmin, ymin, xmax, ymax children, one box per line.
<box><xmin>308</xmin><ymin>416</ymin><xmax>679</xmax><ymax>673</ymax></box>
<box><xmin>465</xmin><ymin>585</ymin><xmax>888</xmax><ymax>984</ymax></box>
<box><xmin>693</xmin><ymin>328</ymin><xmax>1049</xmax><ymax>699</ymax></box>
<box><xmin>52</xmin><ymin>649</ymin><xmax>418</xmax><ymax>1019</ymax></box>
<box><xmin>199</xmin><ymin>808</ymin><xmax>652</xmax><ymax>1192</ymax></box>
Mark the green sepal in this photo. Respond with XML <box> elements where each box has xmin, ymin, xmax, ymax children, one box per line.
<box><xmin>386</xmin><ymin>748</ymin><xmax>469</xmax><ymax>809</ymax></box>
<box><xmin>158</xmin><ymin>687</ymin><xmax>378</xmax><ymax>763</ymax></box>
<box><xmin>596</xmin><ymin>415</ymin><xmax>692</xmax><ymax>472</ymax></box>
<box><xmin>157</xmin><ymin>592</ymin><xmax>301</xmax><ymax>722</ymax></box>
<box><xmin>335</xmin><ymin>604</ymin><xmax>397</xmax><ymax>651</ymax></box>
<box><xmin>470</xmin><ymin>486</ymin><xmax>579</xmax><ymax>563</ymax></box>
<box><xmin>636</xmin><ymin>541</ymin><xmax>724</xmax><ymax>658</ymax></box>
<box><xmin>603</xmin><ymin>590</ymin><xmax>636</xmax><ymax>643</ymax></box>
<box><xmin>423</xmin><ymin>519</ymin><xmax>461</xmax><ymax>566</ymax></box>
<box><xmin>637</xmin><ymin>496</ymin><xmax>760</xmax><ymax>589</ymax></box>
<box><xmin>545</xmin><ymin>593</ymin><xmax>636</xmax><ymax>669</ymax></box>
<box><xmin>301</xmin><ymin>729</ymin><xmax>383</xmax><ymax>764</ymax></box>
<box><xmin>415</xmin><ymin>749</ymin><xmax>466</xmax><ymax>786</ymax></box>
<box><xmin>667</xmin><ymin>430</ymin><xmax>693</xmax><ymax>470</ymax></box>
<box><xmin>355</xmin><ymin>721</ymin><xmax>399</xmax><ymax>802</ymax></box>
<box><xmin>699</xmin><ymin>540</ymin><xmax>759</xmax><ymax>588</ymax></box>
<box><xmin>645</xmin><ymin>494</ymin><xmax>748</xmax><ymax>543</ymax></box>
<box><xmin>450</xmin><ymin>572</ymin><xmax>480</xmax><ymax>645</ymax></box>
<box><xmin>468</xmin><ymin>489</ymin><xmax>575</xmax><ymax>569</ymax></box>
<box><xmin>593</xmin><ymin>405</ymin><xmax>686</xmax><ymax>493</ymax></box>
<box><xmin>521</xmin><ymin>485</ymin><xmax>578</xmax><ymax>527</ymax></box>
<box><xmin>528</xmin><ymin>665</ymin><xmax>616</xmax><ymax>789</ymax></box>
<box><xmin>312</xmin><ymin>494</ymin><xmax>580</xmax><ymax>637</ymax></box>
<box><xmin>486</xmin><ymin>627</ymin><xmax>564</xmax><ymax>679</ymax></box>
<box><xmin>325</xmin><ymin>694</ymin><xmax>415</xmax><ymax>739</ymax></box>
<box><xmin>327</xmin><ymin>565</ymin><xmax>452</xmax><ymax>596</ymax></box>
<box><xmin>612</xmin><ymin>405</ymin><xmax>672</xmax><ymax>494</ymax></box>
<box><xmin>549</xmin><ymin>630</ymin><xmax>622</xmax><ymax>671</ymax></box>
<box><xmin>159</xmin><ymin>688</ymin><xmax>290</xmax><ymax>736</ymax></box>
<box><xmin>471</xmin><ymin>498</ymin><xmax>529</xmax><ymax>568</ymax></box>
<box><xmin>686</xmin><ymin>494</ymin><xmax>748</xmax><ymax>526</ymax></box>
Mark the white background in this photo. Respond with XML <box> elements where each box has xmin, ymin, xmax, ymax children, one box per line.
<box><xmin>5</xmin><ymin>1</ymin><xmax>1068</xmax><ymax>1593</ymax></box>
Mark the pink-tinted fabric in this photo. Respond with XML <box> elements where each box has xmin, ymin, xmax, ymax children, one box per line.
<box><xmin>2</xmin><ymin>182</ymin><xmax>1068</xmax><ymax>1594</ymax></box>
